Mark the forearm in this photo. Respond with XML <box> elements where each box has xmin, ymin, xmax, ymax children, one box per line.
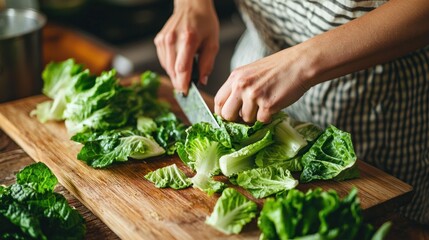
<box><xmin>299</xmin><ymin>0</ymin><xmax>429</xmax><ymax>86</ymax></box>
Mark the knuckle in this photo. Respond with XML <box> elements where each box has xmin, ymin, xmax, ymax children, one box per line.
<box><xmin>236</xmin><ymin>77</ymin><xmax>252</xmax><ymax>91</ymax></box>
<box><xmin>261</xmin><ymin>100</ymin><xmax>274</xmax><ymax>111</ymax></box>
<box><xmin>229</xmin><ymin>69</ymin><xmax>241</xmax><ymax>80</ymax></box>
<box><xmin>246</xmin><ymin>88</ymin><xmax>259</xmax><ymax>101</ymax></box>
<box><xmin>230</xmin><ymin>69</ymin><xmax>254</xmax><ymax>91</ymax></box>
<box><xmin>154</xmin><ymin>34</ymin><xmax>163</xmax><ymax>45</ymax></box>
<box><xmin>164</xmin><ymin>32</ymin><xmax>176</xmax><ymax>45</ymax></box>
<box><xmin>175</xmin><ymin>62</ymin><xmax>187</xmax><ymax>73</ymax></box>
<box><xmin>181</xmin><ymin>30</ymin><xmax>197</xmax><ymax>44</ymax></box>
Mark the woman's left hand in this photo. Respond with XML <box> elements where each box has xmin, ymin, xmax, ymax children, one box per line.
<box><xmin>215</xmin><ymin>0</ymin><xmax>429</xmax><ymax>124</ymax></box>
<box><xmin>214</xmin><ymin>46</ymin><xmax>314</xmax><ymax>123</ymax></box>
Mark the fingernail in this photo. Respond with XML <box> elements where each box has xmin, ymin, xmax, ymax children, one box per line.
<box><xmin>201</xmin><ymin>76</ymin><xmax>208</xmax><ymax>85</ymax></box>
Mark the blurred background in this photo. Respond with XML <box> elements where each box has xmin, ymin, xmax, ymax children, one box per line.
<box><xmin>1</xmin><ymin>0</ymin><xmax>245</xmax><ymax>96</ymax></box>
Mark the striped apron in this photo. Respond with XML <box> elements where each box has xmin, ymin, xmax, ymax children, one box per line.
<box><xmin>231</xmin><ymin>0</ymin><xmax>429</xmax><ymax>224</ymax></box>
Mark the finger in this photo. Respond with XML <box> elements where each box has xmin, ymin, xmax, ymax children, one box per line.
<box><xmin>174</xmin><ymin>32</ymin><xmax>198</xmax><ymax>94</ymax></box>
<box><xmin>198</xmin><ymin>41</ymin><xmax>219</xmax><ymax>85</ymax></box>
<box><xmin>154</xmin><ymin>34</ymin><xmax>167</xmax><ymax>70</ymax></box>
<box><xmin>221</xmin><ymin>91</ymin><xmax>242</xmax><ymax>122</ymax></box>
<box><xmin>241</xmin><ymin>97</ymin><xmax>258</xmax><ymax>123</ymax></box>
<box><xmin>256</xmin><ymin>106</ymin><xmax>272</xmax><ymax>123</ymax></box>
<box><xmin>214</xmin><ymin>80</ymin><xmax>232</xmax><ymax>115</ymax></box>
<box><xmin>164</xmin><ymin>32</ymin><xmax>177</xmax><ymax>82</ymax></box>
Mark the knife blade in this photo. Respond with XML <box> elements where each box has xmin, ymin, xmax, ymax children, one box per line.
<box><xmin>174</xmin><ymin>58</ymin><xmax>220</xmax><ymax>128</ymax></box>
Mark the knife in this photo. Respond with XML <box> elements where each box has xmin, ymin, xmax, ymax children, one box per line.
<box><xmin>174</xmin><ymin>58</ymin><xmax>220</xmax><ymax>128</ymax></box>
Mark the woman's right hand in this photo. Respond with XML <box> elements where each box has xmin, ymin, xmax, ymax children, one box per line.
<box><xmin>154</xmin><ymin>0</ymin><xmax>219</xmax><ymax>94</ymax></box>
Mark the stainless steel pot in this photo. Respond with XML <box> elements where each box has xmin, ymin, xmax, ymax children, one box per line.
<box><xmin>0</xmin><ymin>8</ymin><xmax>46</xmax><ymax>102</ymax></box>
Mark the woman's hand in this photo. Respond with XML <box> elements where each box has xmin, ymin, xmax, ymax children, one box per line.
<box><xmin>215</xmin><ymin>0</ymin><xmax>429</xmax><ymax>124</ymax></box>
<box><xmin>154</xmin><ymin>0</ymin><xmax>219</xmax><ymax>94</ymax></box>
<box><xmin>214</xmin><ymin>46</ymin><xmax>314</xmax><ymax>123</ymax></box>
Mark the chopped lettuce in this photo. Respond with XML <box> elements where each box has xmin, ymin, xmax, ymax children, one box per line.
<box><xmin>145</xmin><ymin>164</ymin><xmax>192</xmax><ymax>189</ymax></box>
<box><xmin>258</xmin><ymin>188</ymin><xmax>391</xmax><ymax>240</ymax></box>
<box><xmin>219</xmin><ymin>131</ymin><xmax>274</xmax><ymax>177</ymax></box>
<box><xmin>33</xmin><ymin>59</ymin><xmax>187</xmax><ymax>168</ymax></box>
<box><xmin>62</xmin><ymin>68</ymin><xmax>171</xmax><ymax>135</ymax></box>
<box><xmin>294</xmin><ymin>122</ymin><xmax>323</xmax><ymax>142</ymax></box>
<box><xmin>255</xmin><ymin>118</ymin><xmax>308</xmax><ymax>168</ymax></box>
<box><xmin>136</xmin><ymin>116</ymin><xmax>157</xmax><ymax>134</ymax></box>
<box><xmin>153</xmin><ymin>112</ymin><xmax>187</xmax><ymax>155</ymax></box>
<box><xmin>205</xmin><ymin>188</ymin><xmax>257</xmax><ymax>235</ymax></box>
<box><xmin>300</xmin><ymin>125</ymin><xmax>359</xmax><ymax>183</ymax></box>
<box><xmin>215</xmin><ymin>114</ymin><xmax>264</xmax><ymax>148</ymax></box>
<box><xmin>72</xmin><ymin>128</ymin><xmax>165</xmax><ymax>168</ymax></box>
<box><xmin>0</xmin><ymin>163</ymin><xmax>86</xmax><ymax>240</ymax></box>
<box><xmin>276</xmin><ymin>156</ymin><xmax>303</xmax><ymax>172</ymax></box>
<box><xmin>179</xmin><ymin>123</ymin><xmax>231</xmax><ymax>194</ymax></box>
<box><xmin>30</xmin><ymin>59</ymin><xmax>94</xmax><ymax>122</ymax></box>
<box><xmin>236</xmin><ymin>165</ymin><xmax>298</xmax><ymax>199</ymax></box>
<box><xmin>63</xmin><ymin>69</ymin><xmax>128</xmax><ymax>134</ymax></box>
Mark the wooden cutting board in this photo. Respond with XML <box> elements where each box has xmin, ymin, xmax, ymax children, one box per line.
<box><xmin>0</xmin><ymin>79</ymin><xmax>413</xmax><ymax>240</ymax></box>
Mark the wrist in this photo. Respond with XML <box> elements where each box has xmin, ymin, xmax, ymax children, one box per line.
<box><xmin>284</xmin><ymin>41</ymin><xmax>326</xmax><ymax>91</ymax></box>
<box><xmin>294</xmin><ymin>36</ymin><xmax>343</xmax><ymax>89</ymax></box>
<box><xmin>174</xmin><ymin>0</ymin><xmax>215</xmax><ymax>12</ymax></box>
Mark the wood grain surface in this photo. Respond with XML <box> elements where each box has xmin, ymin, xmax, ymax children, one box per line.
<box><xmin>0</xmin><ymin>129</ymin><xmax>120</xmax><ymax>240</ymax></box>
<box><xmin>0</xmin><ymin>79</ymin><xmax>413</xmax><ymax>240</ymax></box>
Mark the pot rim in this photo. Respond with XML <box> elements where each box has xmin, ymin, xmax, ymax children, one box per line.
<box><xmin>0</xmin><ymin>8</ymin><xmax>46</xmax><ymax>40</ymax></box>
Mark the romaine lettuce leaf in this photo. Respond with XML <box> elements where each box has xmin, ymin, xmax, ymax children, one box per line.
<box><xmin>0</xmin><ymin>163</ymin><xmax>85</xmax><ymax>240</ymax></box>
<box><xmin>73</xmin><ymin>129</ymin><xmax>165</xmax><ymax>168</ymax></box>
<box><xmin>236</xmin><ymin>165</ymin><xmax>298</xmax><ymax>198</ymax></box>
<box><xmin>300</xmin><ymin>125</ymin><xmax>359</xmax><ymax>183</ymax></box>
<box><xmin>153</xmin><ymin>112</ymin><xmax>187</xmax><ymax>155</ymax></box>
<box><xmin>179</xmin><ymin>122</ymin><xmax>231</xmax><ymax>194</ymax></box>
<box><xmin>31</xmin><ymin>59</ymin><xmax>94</xmax><ymax>123</ymax></box>
<box><xmin>219</xmin><ymin>131</ymin><xmax>274</xmax><ymax>177</ymax></box>
<box><xmin>34</xmin><ymin>60</ymin><xmax>188</xmax><ymax>167</ymax></box>
<box><xmin>258</xmin><ymin>188</ymin><xmax>390</xmax><ymax>240</ymax></box>
<box><xmin>63</xmin><ymin>70</ymin><xmax>127</xmax><ymax>134</ymax></box>
<box><xmin>294</xmin><ymin>122</ymin><xmax>323</xmax><ymax>142</ymax></box>
<box><xmin>255</xmin><ymin>118</ymin><xmax>307</xmax><ymax>168</ymax></box>
<box><xmin>145</xmin><ymin>164</ymin><xmax>191</xmax><ymax>189</ymax></box>
<box><xmin>205</xmin><ymin>188</ymin><xmax>257</xmax><ymax>235</ymax></box>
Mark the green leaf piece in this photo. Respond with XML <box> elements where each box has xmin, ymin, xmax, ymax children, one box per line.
<box><xmin>255</xmin><ymin>118</ymin><xmax>307</xmax><ymax>168</ymax></box>
<box><xmin>220</xmin><ymin>131</ymin><xmax>274</xmax><ymax>177</ymax></box>
<box><xmin>74</xmin><ymin>129</ymin><xmax>165</xmax><ymax>168</ymax></box>
<box><xmin>300</xmin><ymin>125</ymin><xmax>359</xmax><ymax>183</ymax></box>
<box><xmin>206</xmin><ymin>188</ymin><xmax>257</xmax><ymax>235</ymax></box>
<box><xmin>145</xmin><ymin>164</ymin><xmax>192</xmax><ymax>190</ymax></box>
<box><xmin>258</xmin><ymin>188</ymin><xmax>390</xmax><ymax>240</ymax></box>
<box><xmin>180</xmin><ymin>122</ymin><xmax>231</xmax><ymax>195</ymax></box>
<box><xmin>31</xmin><ymin>59</ymin><xmax>93</xmax><ymax>123</ymax></box>
<box><xmin>0</xmin><ymin>163</ymin><xmax>86</xmax><ymax>240</ymax></box>
<box><xmin>236</xmin><ymin>166</ymin><xmax>298</xmax><ymax>199</ymax></box>
<box><xmin>16</xmin><ymin>162</ymin><xmax>58</xmax><ymax>194</ymax></box>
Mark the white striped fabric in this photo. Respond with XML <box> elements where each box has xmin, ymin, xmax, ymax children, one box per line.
<box><xmin>232</xmin><ymin>0</ymin><xmax>429</xmax><ymax>224</ymax></box>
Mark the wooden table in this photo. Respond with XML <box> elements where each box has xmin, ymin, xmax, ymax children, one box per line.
<box><xmin>0</xmin><ymin>78</ymin><xmax>426</xmax><ymax>240</ymax></box>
